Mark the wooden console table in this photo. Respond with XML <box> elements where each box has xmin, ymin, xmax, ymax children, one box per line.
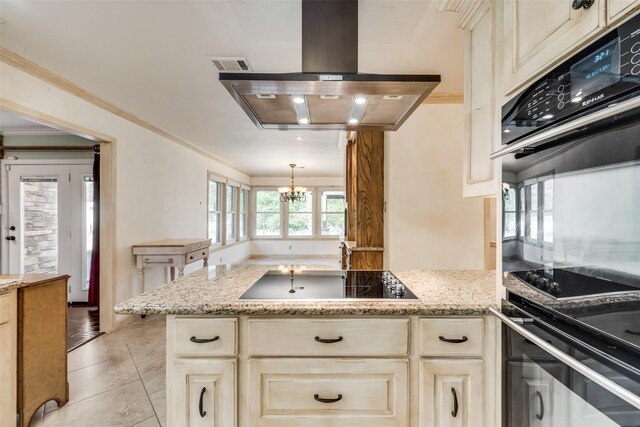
<box><xmin>132</xmin><ymin>239</ymin><xmax>211</xmax><ymax>290</ymax></box>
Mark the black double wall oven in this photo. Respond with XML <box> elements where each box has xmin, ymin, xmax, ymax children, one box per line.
<box><xmin>497</xmin><ymin>12</ymin><xmax>640</xmax><ymax>427</ymax></box>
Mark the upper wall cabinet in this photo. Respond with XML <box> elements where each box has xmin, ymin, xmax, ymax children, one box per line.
<box><xmin>462</xmin><ymin>2</ymin><xmax>498</xmax><ymax>198</ymax></box>
<box><xmin>502</xmin><ymin>0</ymin><xmax>603</xmax><ymax>95</ymax></box>
<box><xmin>607</xmin><ymin>0</ymin><xmax>640</xmax><ymax>25</ymax></box>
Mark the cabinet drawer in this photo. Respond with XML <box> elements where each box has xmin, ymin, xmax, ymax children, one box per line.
<box><xmin>186</xmin><ymin>249</ymin><xmax>208</xmax><ymax>264</ymax></box>
<box><xmin>0</xmin><ymin>292</ymin><xmax>12</xmax><ymax>325</ymax></box>
<box><xmin>419</xmin><ymin>318</ymin><xmax>484</xmax><ymax>357</ymax></box>
<box><xmin>140</xmin><ymin>254</ymin><xmax>179</xmax><ymax>267</ymax></box>
<box><xmin>247</xmin><ymin>318</ymin><xmax>409</xmax><ymax>356</ymax></box>
<box><xmin>173</xmin><ymin>318</ymin><xmax>237</xmax><ymax>357</ymax></box>
<box><xmin>249</xmin><ymin>359</ymin><xmax>408</xmax><ymax>427</ymax></box>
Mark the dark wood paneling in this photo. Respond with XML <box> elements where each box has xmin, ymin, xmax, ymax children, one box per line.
<box><xmin>350</xmin><ymin>251</ymin><xmax>384</xmax><ymax>270</ymax></box>
<box><xmin>355</xmin><ymin>131</ymin><xmax>384</xmax><ymax>247</ymax></box>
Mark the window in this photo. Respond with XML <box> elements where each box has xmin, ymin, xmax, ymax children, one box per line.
<box><xmin>240</xmin><ymin>188</ymin><xmax>249</xmax><ymax>240</ymax></box>
<box><xmin>226</xmin><ymin>185</ymin><xmax>237</xmax><ymax>242</ymax></box>
<box><xmin>255</xmin><ymin>190</ymin><xmax>281</xmax><ymax>236</ymax></box>
<box><xmin>528</xmin><ymin>183</ymin><xmax>539</xmax><ymax>240</ymax></box>
<box><xmin>207</xmin><ymin>178</ymin><xmax>222</xmax><ymax>244</ymax></box>
<box><xmin>320</xmin><ymin>190</ymin><xmax>345</xmax><ymax>236</ymax></box>
<box><xmin>503</xmin><ymin>186</ymin><xmax>517</xmax><ymax>239</ymax></box>
<box><xmin>542</xmin><ymin>179</ymin><xmax>554</xmax><ymax>242</ymax></box>
<box><xmin>288</xmin><ymin>191</ymin><xmax>313</xmax><ymax>236</ymax></box>
<box><xmin>519</xmin><ymin>187</ymin><xmax>525</xmax><ymax>239</ymax></box>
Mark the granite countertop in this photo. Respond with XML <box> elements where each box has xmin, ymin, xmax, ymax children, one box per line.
<box><xmin>0</xmin><ymin>274</ymin><xmax>70</xmax><ymax>293</ymax></box>
<box><xmin>343</xmin><ymin>241</ymin><xmax>384</xmax><ymax>252</ymax></box>
<box><xmin>114</xmin><ymin>265</ymin><xmax>497</xmax><ymax>316</ymax></box>
<box><xmin>503</xmin><ymin>273</ymin><xmax>640</xmax><ymax>314</ymax></box>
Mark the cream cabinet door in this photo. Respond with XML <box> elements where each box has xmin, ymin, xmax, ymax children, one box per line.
<box><xmin>420</xmin><ymin>359</ymin><xmax>484</xmax><ymax>427</ymax></box>
<box><xmin>607</xmin><ymin>0</ymin><xmax>640</xmax><ymax>25</ymax></box>
<box><xmin>502</xmin><ymin>0</ymin><xmax>603</xmax><ymax>95</ymax></box>
<box><xmin>170</xmin><ymin>360</ymin><xmax>235</xmax><ymax>427</ymax></box>
<box><xmin>463</xmin><ymin>3</ymin><xmax>498</xmax><ymax>198</ymax></box>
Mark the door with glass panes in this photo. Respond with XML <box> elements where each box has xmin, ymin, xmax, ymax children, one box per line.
<box><xmin>4</xmin><ymin>162</ymin><xmax>94</xmax><ymax>303</ymax></box>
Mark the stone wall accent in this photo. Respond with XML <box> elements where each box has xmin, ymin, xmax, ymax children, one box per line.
<box><xmin>23</xmin><ymin>181</ymin><xmax>59</xmax><ymax>274</ymax></box>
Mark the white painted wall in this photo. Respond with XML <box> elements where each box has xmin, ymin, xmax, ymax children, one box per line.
<box><xmin>0</xmin><ymin>64</ymin><xmax>251</xmax><ymax>328</ymax></box>
<box><xmin>384</xmin><ymin>104</ymin><xmax>485</xmax><ymax>270</ymax></box>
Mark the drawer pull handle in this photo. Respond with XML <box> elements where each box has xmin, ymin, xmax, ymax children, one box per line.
<box><xmin>199</xmin><ymin>387</ymin><xmax>207</xmax><ymax>418</ymax></box>
<box><xmin>439</xmin><ymin>336</ymin><xmax>468</xmax><ymax>344</ymax></box>
<box><xmin>625</xmin><ymin>329</ymin><xmax>640</xmax><ymax>336</ymax></box>
<box><xmin>535</xmin><ymin>390</ymin><xmax>544</xmax><ymax>420</ymax></box>
<box><xmin>314</xmin><ymin>394</ymin><xmax>343</xmax><ymax>403</ymax></box>
<box><xmin>190</xmin><ymin>336</ymin><xmax>220</xmax><ymax>344</ymax></box>
<box><xmin>315</xmin><ymin>336</ymin><xmax>343</xmax><ymax>344</ymax></box>
<box><xmin>451</xmin><ymin>387</ymin><xmax>458</xmax><ymax>417</ymax></box>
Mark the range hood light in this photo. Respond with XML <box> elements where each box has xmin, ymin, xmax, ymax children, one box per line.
<box><xmin>256</xmin><ymin>94</ymin><xmax>276</xmax><ymax>99</ymax></box>
<box><xmin>299</xmin><ymin>118</ymin><xmax>309</xmax><ymax>125</ymax></box>
<box><xmin>348</xmin><ymin>118</ymin><xmax>359</xmax><ymax>124</ymax></box>
<box><xmin>292</xmin><ymin>96</ymin><xmax>305</xmax><ymax>104</ymax></box>
<box><xmin>355</xmin><ymin>96</ymin><xmax>367</xmax><ymax>105</ymax></box>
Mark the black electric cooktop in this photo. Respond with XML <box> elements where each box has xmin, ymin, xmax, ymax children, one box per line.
<box><xmin>239</xmin><ymin>270</ymin><xmax>418</xmax><ymax>300</ymax></box>
<box><xmin>512</xmin><ymin>268</ymin><xmax>640</xmax><ymax>300</ymax></box>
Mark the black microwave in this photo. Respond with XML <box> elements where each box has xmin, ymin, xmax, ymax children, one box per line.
<box><xmin>502</xmin><ymin>12</ymin><xmax>640</xmax><ymax>146</ymax></box>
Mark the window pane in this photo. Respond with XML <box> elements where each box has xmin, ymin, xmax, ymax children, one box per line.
<box><xmin>504</xmin><ymin>187</ymin><xmax>516</xmax><ymax>212</ymax></box>
<box><xmin>208</xmin><ymin>180</ymin><xmax>218</xmax><ymax>211</ymax></box>
<box><xmin>227</xmin><ymin>213</ymin><xmax>235</xmax><ymax>240</ymax></box>
<box><xmin>256</xmin><ymin>190</ymin><xmax>280</xmax><ymax>213</ymax></box>
<box><xmin>321</xmin><ymin>213</ymin><xmax>345</xmax><ymax>236</ymax></box>
<box><xmin>519</xmin><ymin>187</ymin><xmax>525</xmax><ymax>238</ymax></box>
<box><xmin>543</xmin><ymin>179</ymin><xmax>553</xmax><ymax>210</ymax></box>
<box><xmin>321</xmin><ymin>191</ymin><xmax>345</xmax><ymax>212</ymax></box>
<box><xmin>289</xmin><ymin>213</ymin><xmax>313</xmax><ymax>236</ymax></box>
<box><xmin>227</xmin><ymin>186</ymin><xmax>236</xmax><ymax>242</ymax></box>
<box><xmin>256</xmin><ymin>212</ymin><xmax>280</xmax><ymax>236</ymax></box>
<box><xmin>21</xmin><ymin>178</ymin><xmax>59</xmax><ymax>274</ymax></box>
<box><xmin>544</xmin><ymin>214</ymin><xmax>553</xmax><ymax>242</ymax></box>
<box><xmin>240</xmin><ymin>189</ymin><xmax>248</xmax><ymax>213</ymax></box>
<box><xmin>240</xmin><ymin>212</ymin><xmax>248</xmax><ymax>238</ymax></box>
<box><xmin>530</xmin><ymin>183</ymin><xmax>538</xmax><ymax>211</ymax></box>
<box><xmin>289</xmin><ymin>192</ymin><xmax>313</xmax><ymax>213</ymax></box>
<box><xmin>504</xmin><ymin>213</ymin><xmax>516</xmax><ymax>238</ymax></box>
<box><xmin>208</xmin><ymin>212</ymin><xmax>220</xmax><ymax>243</ymax></box>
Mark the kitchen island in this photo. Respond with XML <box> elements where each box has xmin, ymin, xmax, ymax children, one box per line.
<box><xmin>115</xmin><ymin>265</ymin><xmax>498</xmax><ymax>427</ymax></box>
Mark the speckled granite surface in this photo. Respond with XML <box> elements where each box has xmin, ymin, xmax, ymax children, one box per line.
<box><xmin>114</xmin><ymin>265</ymin><xmax>497</xmax><ymax>316</ymax></box>
<box><xmin>503</xmin><ymin>273</ymin><xmax>640</xmax><ymax>315</ymax></box>
<box><xmin>0</xmin><ymin>278</ymin><xmax>27</xmax><ymax>293</ymax></box>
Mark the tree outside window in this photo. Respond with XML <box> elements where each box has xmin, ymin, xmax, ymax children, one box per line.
<box><xmin>320</xmin><ymin>190</ymin><xmax>345</xmax><ymax>236</ymax></box>
<box><xmin>255</xmin><ymin>190</ymin><xmax>281</xmax><ymax>236</ymax></box>
<box><xmin>503</xmin><ymin>186</ymin><xmax>517</xmax><ymax>239</ymax></box>
<box><xmin>288</xmin><ymin>191</ymin><xmax>313</xmax><ymax>236</ymax></box>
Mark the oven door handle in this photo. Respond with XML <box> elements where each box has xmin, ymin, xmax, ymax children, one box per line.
<box><xmin>490</xmin><ymin>307</ymin><xmax>640</xmax><ymax>410</ymax></box>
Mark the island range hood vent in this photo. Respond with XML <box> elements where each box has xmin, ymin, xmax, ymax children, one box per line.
<box><xmin>219</xmin><ymin>0</ymin><xmax>440</xmax><ymax>131</ymax></box>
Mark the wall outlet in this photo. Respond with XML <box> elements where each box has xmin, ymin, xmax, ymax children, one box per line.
<box><xmin>219</xmin><ymin>257</ymin><xmax>223</xmax><ymax>263</ymax></box>
<box><xmin>289</xmin><ymin>245</ymin><xmax>292</xmax><ymax>250</ymax></box>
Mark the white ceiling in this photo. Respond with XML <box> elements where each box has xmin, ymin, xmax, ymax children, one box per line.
<box><xmin>0</xmin><ymin>1</ymin><xmax>464</xmax><ymax>177</ymax></box>
<box><xmin>0</xmin><ymin>109</ymin><xmax>64</xmax><ymax>134</ymax></box>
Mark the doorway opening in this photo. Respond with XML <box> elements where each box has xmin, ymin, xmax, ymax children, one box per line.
<box><xmin>0</xmin><ymin>110</ymin><xmax>102</xmax><ymax>350</ymax></box>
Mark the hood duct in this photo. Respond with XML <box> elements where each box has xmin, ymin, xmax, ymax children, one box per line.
<box><xmin>219</xmin><ymin>0</ymin><xmax>441</xmax><ymax>131</ymax></box>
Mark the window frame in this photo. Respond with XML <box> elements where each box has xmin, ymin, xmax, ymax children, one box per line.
<box><xmin>502</xmin><ymin>183</ymin><xmax>518</xmax><ymax>242</ymax></box>
<box><xmin>318</xmin><ymin>188</ymin><xmax>346</xmax><ymax>238</ymax></box>
<box><xmin>207</xmin><ymin>174</ymin><xmax>224</xmax><ymax>248</ymax></box>
<box><xmin>226</xmin><ymin>184</ymin><xmax>238</xmax><ymax>244</ymax></box>
<box><xmin>287</xmin><ymin>190</ymin><xmax>314</xmax><ymax>238</ymax></box>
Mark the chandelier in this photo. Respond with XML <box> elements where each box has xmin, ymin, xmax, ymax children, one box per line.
<box><xmin>278</xmin><ymin>164</ymin><xmax>307</xmax><ymax>202</ymax></box>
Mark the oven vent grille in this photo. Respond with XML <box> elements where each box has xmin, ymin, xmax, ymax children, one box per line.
<box><xmin>208</xmin><ymin>57</ymin><xmax>253</xmax><ymax>72</ymax></box>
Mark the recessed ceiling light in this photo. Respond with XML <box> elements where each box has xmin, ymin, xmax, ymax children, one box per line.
<box><xmin>293</xmin><ymin>96</ymin><xmax>305</xmax><ymax>104</ymax></box>
<box><xmin>299</xmin><ymin>118</ymin><xmax>309</xmax><ymax>125</ymax></box>
<box><xmin>355</xmin><ymin>97</ymin><xmax>366</xmax><ymax>105</ymax></box>
<box><xmin>296</xmin><ymin>136</ymin><xmax>303</xmax><ymax>141</ymax></box>
<box><xmin>348</xmin><ymin>118</ymin><xmax>359</xmax><ymax>124</ymax></box>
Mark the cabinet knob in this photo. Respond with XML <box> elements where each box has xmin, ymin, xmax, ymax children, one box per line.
<box><xmin>571</xmin><ymin>0</ymin><xmax>594</xmax><ymax>9</ymax></box>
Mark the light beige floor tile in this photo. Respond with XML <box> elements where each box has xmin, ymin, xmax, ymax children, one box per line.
<box><xmin>67</xmin><ymin>330</ymin><xmax>130</xmax><ymax>373</ymax></box>
<box><xmin>137</xmin><ymin>356</ymin><xmax>166</xmax><ymax>395</ymax></box>
<box><xmin>43</xmin><ymin>380</ymin><xmax>154</xmax><ymax>427</ymax></box>
<box><xmin>67</xmin><ymin>352</ymin><xmax>140</xmax><ymax>404</ymax></box>
<box><xmin>149</xmin><ymin>389</ymin><xmax>166</xmax><ymax>427</ymax></box>
<box><xmin>28</xmin><ymin>405</ymin><xmax>44</xmax><ymax>426</ymax></box>
<box><xmin>123</xmin><ymin>319</ymin><xmax>167</xmax><ymax>366</ymax></box>
<box><xmin>132</xmin><ymin>416</ymin><xmax>160</xmax><ymax>427</ymax></box>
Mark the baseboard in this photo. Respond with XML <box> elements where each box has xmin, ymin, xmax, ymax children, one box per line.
<box><xmin>248</xmin><ymin>255</ymin><xmax>339</xmax><ymax>259</ymax></box>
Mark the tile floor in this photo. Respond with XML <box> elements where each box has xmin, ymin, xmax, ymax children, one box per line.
<box><xmin>31</xmin><ymin>314</ymin><xmax>167</xmax><ymax>427</ymax></box>
<box><xmin>30</xmin><ymin>257</ymin><xmax>340</xmax><ymax>427</ymax></box>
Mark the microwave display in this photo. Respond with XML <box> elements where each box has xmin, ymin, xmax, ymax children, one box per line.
<box><xmin>570</xmin><ymin>38</ymin><xmax>621</xmax><ymax>101</ymax></box>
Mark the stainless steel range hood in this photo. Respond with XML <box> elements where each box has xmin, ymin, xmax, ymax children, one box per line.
<box><xmin>219</xmin><ymin>0</ymin><xmax>441</xmax><ymax>131</ymax></box>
